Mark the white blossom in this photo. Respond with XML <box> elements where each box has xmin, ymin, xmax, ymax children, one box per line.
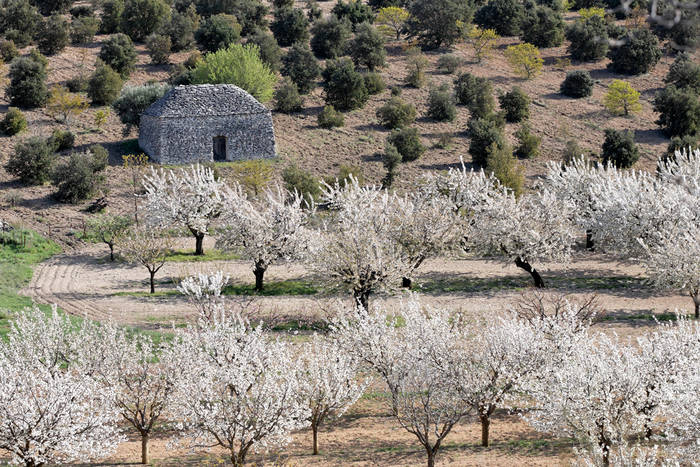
<box><xmin>177</xmin><ymin>270</ymin><xmax>230</xmax><ymax>320</ymax></box>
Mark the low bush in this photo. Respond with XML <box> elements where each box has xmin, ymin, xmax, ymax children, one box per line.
<box><xmin>363</xmin><ymin>72</ymin><xmax>385</xmax><ymax>95</ymax></box>
<box><xmin>514</xmin><ymin>124</ymin><xmax>541</xmax><ymax>159</ymax></box>
<box><xmin>274</xmin><ymin>78</ymin><xmax>304</xmax><ymax>113</ymax></box>
<box><xmin>145</xmin><ymin>34</ymin><xmax>172</xmax><ymax>64</ymax></box>
<box><xmin>387</xmin><ymin>127</ymin><xmax>425</xmax><ymax>162</ymax></box>
<box><xmin>317</xmin><ymin>105</ymin><xmax>345</xmax><ymax>128</ymax></box>
<box><xmin>246</xmin><ymin>29</ymin><xmax>282</xmax><ymax>72</ymax></box>
<box><xmin>1</xmin><ymin>108</ymin><xmax>27</xmax><ymax>136</ymax></box>
<box><xmin>468</xmin><ymin>116</ymin><xmax>506</xmax><ymax>167</ymax></box>
<box><xmin>38</xmin><ymin>14</ymin><xmax>70</xmax><ymax>55</ymax></box>
<box><xmin>560</xmin><ymin>70</ymin><xmax>594</xmax><ymax>98</ymax></box>
<box><xmin>404</xmin><ymin>48</ymin><xmax>428</xmax><ymax>88</ymax></box>
<box><xmin>499</xmin><ymin>87</ymin><xmax>530</xmax><ymax>122</ymax></box>
<box><xmin>348</xmin><ymin>22</ymin><xmax>386</xmax><ymax>71</ymax></box>
<box><xmin>376</xmin><ymin>97</ymin><xmax>416</xmax><ymax>129</ymax></box>
<box><xmin>282</xmin><ymin>164</ymin><xmax>321</xmax><ymax>204</ymax></box>
<box><xmin>48</xmin><ymin>129</ymin><xmax>75</xmax><ymax>152</ymax></box>
<box><xmin>112</xmin><ymin>83</ymin><xmax>171</xmax><ymax>131</ymax></box>
<box><xmin>653</xmin><ymin>86</ymin><xmax>700</xmax><ymax>138</ymax></box>
<box><xmin>98</xmin><ymin>33</ymin><xmax>138</xmax><ymax>78</ymax></box>
<box><xmin>382</xmin><ymin>142</ymin><xmax>401</xmax><ymax>188</ymax></box>
<box><xmin>601</xmin><ymin>128</ymin><xmax>639</xmax><ymax>168</ymax></box>
<box><xmin>454</xmin><ymin>72</ymin><xmax>495</xmax><ymax>118</ymax></box>
<box><xmin>87</xmin><ymin>63</ymin><xmax>124</xmax><ymax>105</ymax></box>
<box><xmin>0</xmin><ymin>40</ymin><xmax>19</xmax><ymax>62</ymax></box>
<box><xmin>51</xmin><ymin>149</ymin><xmax>108</xmax><ymax>203</ymax></box>
<box><xmin>427</xmin><ymin>84</ymin><xmax>456</xmax><ymax>122</ymax></box>
<box><xmin>665</xmin><ymin>52</ymin><xmax>700</xmax><ymax>93</ymax></box>
<box><xmin>195</xmin><ymin>14</ymin><xmax>241</xmax><ymax>53</ymax></box>
<box><xmin>310</xmin><ymin>15</ymin><xmax>352</xmax><ymax>59</ymax></box>
<box><xmin>66</xmin><ymin>76</ymin><xmax>89</xmax><ymax>93</ymax></box>
<box><xmin>437</xmin><ymin>54</ymin><xmax>460</xmax><ymax>74</ymax></box>
<box><xmin>70</xmin><ymin>15</ymin><xmax>100</xmax><ymax>45</ymax></box>
<box><xmin>607</xmin><ymin>28</ymin><xmax>662</xmax><ymax>75</ymax></box>
<box><xmin>5</xmin><ymin>137</ymin><xmax>56</xmax><ymax>185</ymax></box>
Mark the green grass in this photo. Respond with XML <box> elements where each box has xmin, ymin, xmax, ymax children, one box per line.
<box><xmin>222</xmin><ymin>280</ymin><xmax>317</xmax><ymax>296</ymax></box>
<box><xmin>602</xmin><ymin>312</ymin><xmax>688</xmax><ymax>322</ymax></box>
<box><xmin>164</xmin><ymin>249</ymin><xmax>241</xmax><ymax>262</ymax></box>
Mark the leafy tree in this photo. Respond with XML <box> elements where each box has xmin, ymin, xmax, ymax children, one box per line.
<box><xmin>468</xmin><ymin>116</ymin><xmax>506</xmax><ymax>167</ymax></box>
<box><xmin>194</xmin><ymin>0</ymin><xmax>268</xmax><ymax>35</ymax></box>
<box><xmin>669</xmin><ymin>10</ymin><xmax>700</xmax><ymax>52</ymax></box>
<box><xmin>310</xmin><ymin>15</ymin><xmax>352</xmax><ymax>59</ymax></box>
<box><xmin>407</xmin><ymin>0</ymin><xmax>474</xmax><ymax>49</ymax></box>
<box><xmin>146</xmin><ymin>34</ymin><xmax>172</xmax><ymax>64</ymax></box>
<box><xmin>486</xmin><ymin>141</ymin><xmax>523</xmax><ymax>195</ymax></box>
<box><xmin>195</xmin><ymin>13</ymin><xmax>241</xmax><ymax>52</ymax></box>
<box><xmin>246</xmin><ymin>29</ymin><xmax>282</xmax><ymax>71</ymax></box>
<box><xmin>466</xmin><ymin>26</ymin><xmax>499</xmax><ymax>62</ymax></box>
<box><xmin>349</xmin><ymin>22</ymin><xmax>386</xmax><ymax>70</ymax></box>
<box><xmin>0</xmin><ymin>0</ymin><xmax>41</xmax><ymax>47</ymax></box>
<box><xmin>607</xmin><ymin>28</ymin><xmax>661</xmax><ymax>75</ymax></box>
<box><xmin>332</xmin><ymin>0</ymin><xmax>373</xmax><ymax>30</ymax></box>
<box><xmin>321</xmin><ymin>57</ymin><xmax>368</xmax><ymax>111</ymax></box>
<box><xmin>317</xmin><ymin>105</ymin><xmax>345</xmax><ymax>128</ymax></box>
<box><xmin>46</xmin><ymin>86</ymin><xmax>89</xmax><ymax>125</ymax></box>
<box><xmin>191</xmin><ymin>43</ymin><xmax>277</xmax><ymax>102</ymax></box>
<box><xmin>382</xmin><ymin>142</ymin><xmax>401</xmax><ymax>187</ymax></box>
<box><xmin>653</xmin><ymin>86</ymin><xmax>700</xmax><ymax>138</ymax></box>
<box><xmin>120</xmin><ymin>0</ymin><xmax>171</xmax><ymax>42</ymax></box>
<box><xmin>37</xmin><ymin>14</ymin><xmax>70</xmax><ymax>55</ymax></box>
<box><xmin>521</xmin><ymin>6</ymin><xmax>564</xmax><ymax>48</ymax></box>
<box><xmin>85</xmin><ymin>213</ymin><xmax>132</xmax><ymax>261</ymax></box>
<box><xmin>601</xmin><ymin>128</ymin><xmax>639</xmax><ymax>168</ymax></box>
<box><xmin>282</xmin><ymin>164</ymin><xmax>321</xmax><ymax>203</ymax></box>
<box><xmin>454</xmin><ymin>72</ymin><xmax>495</xmax><ymax>118</ymax></box>
<box><xmin>387</xmin><ymin>127</ymin><xmax>425</xmax><ymax>162</ymax></box>
<box><xmin>499</xmin><ymin>87</ymin><xmax>530</xmax><ymax>122</ymax></box>
<box><xmin>427</xmin><ymin>84</ymin><xmax>456</xmax><ymax>122</ymax></box>
<box><xmin>375</xmin><ymin>6</ymin><xmax>409</xmax><ymax>40</ymax></box>
<box><xmin>603</xmin><ymin>80</ymin><xmax>641</xmax><ymax>116</ymax></box>
<box><xmin>560</xmin><ymin>70</ymin><xmax>594</xmax><ymax>98</ymax></box>
<box><xmin>99</xmin><ymin>0</ymin><xmax>124</xmax><ymax>34</ymax></box>
<box><xmin>514</xmin><ymin>123</ymin><xmax>541</xmax><ymax>159</ymax></box>
<box><xmin>5</xmin><ymin>137</ymin><xmax>56</xmax><ymax>185</ymax></box>
<box><xmin>271</xmin><ymin>7</ymin><xmax>309</xmax><ymax>47</ymax></box>
<box><xmin>112</xmin><ymin>83</ymin><xmax>171</xmax><ymax>131</ymax></box>
<box><xmin>565</xmin><ymin>14</ymin><xmax>608</xmax><ymax>61</ymax></box>
<box><xmin>52</xmin><ymin>149</ymin><xmax>108</xmax><ymax>203</ymax></box>
<box><xmin>87</xmin><ymin>62</ymin><xmax>124</xmax><ymax>105</ymax></box>
<box><xmin>404</xmin><ymin>48</ymin><xmax>428</xmax><ymax>87</ymax></box>
<box><xmin>665</xmin><ymin>52</ymin><xmax>700</xmax><ymax>94</ymax></box>
<box><xmin>0</xmin><ymin>107</ymin><xmax>27</xmax><ymax>135</ymax></box>
<box><xmin>98</xmin><ymin>33</ymin><xmax>138</xmax><ymax>78</ymax></box>
<box><xmin>376</xmin><ymin>96</ymin><xmax>416</xmax><ymax>129</ymax></box>
<box><xmin>282</xmin><ymin>43</ymin><xmax>321</xmax><ymax>94</ymax></box>
<box><xmin>274</xmin><ymin>77</ymin><xmax>304</xmax><ymax>113</ymax></box>
<box><xmin>504</xmin><ymin>43</ymin><xmax>543</xmax><ymax>79</ymax></box>
<box><xmin>475</xmin><ymin>0</ymin><xmax>524</xmax><ymax>36</ymax></box>
<box><xmin>70</xmin><ymin>15</ymin><xmax>100</xmax><ymax>45</ymax></box>
<box><xmin>5</xmin><ymin>54</ymin><xmax>48</xmax><ymax>108</ymax></box>
<box><xmin>164</xmin><ymin>5</ymin><xmax>199</xmax><ymax>51</ymax></box>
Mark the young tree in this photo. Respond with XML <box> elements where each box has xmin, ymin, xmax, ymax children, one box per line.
<box><xmin>375</xmin><ymin>6</ymin><xmax>409</xmax><ymax>40</ymax></box>
<box><xmin>466</xmin><ymin>25</ymin><xmax>499</xmax><ymax>63</ymax></box>
<box><xmin>504</xmin><ymin>43</ymin><xmax>544</xmax><ymax>79</ymax></box>
<box><xmin>118</xmin><ymin>227</ymin><xmax>172</xmax><ymax>293</ymax></box>
<box><xmin>282</xmin><ymin>43</ymin><xmax>321</xmax><ymax>94</ymax></box>
<box><xmin>46</xmin><ymin>85</ymin><xmax>89</xmax><ymax>126</ymax></box>
<box><xmin>348</xmin><ymin>22</ymin><xmax>386</xmax><ymax>71</ymax></box>
<box><xmin>6</xmin><ymin>54</ymin><xmax>48</xmax><ymax>108</ymax></box>
<box><xmin>217</xmin><ymin>186</ymin><xmax>312</xmax><ymax>291</ymax></box>
<box><xmin>299</xmin><ymin>335</ymin><xmax>367</xmax><ymax>455</ymax></box>
<box><xmin>86</xmin><ymin>213</ymin><xmax>132</xmax><ymax>261</ymax></box>
<box><xmin>474</xmin><ymin>0</ymin><xmax>524</xmax><ymax>36</ymax></box>
<box><xmin>177</xmin><ymin>271</ymin><xmax>230</xmax><ymax>321</ymax></box>
<box><xmin>603</xmin><ymin>80</ymin><xmax>641</xmax><ymax>116</ymax></box>
<box><xmin>142</xmin><ymin>164</ymin><xmax>226</xmax><ymax>256</ymax></box>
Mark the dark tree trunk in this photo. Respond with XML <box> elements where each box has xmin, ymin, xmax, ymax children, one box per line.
<box><xmin>402</xmin><ymin>277</ymin><xmax>412</xmax><ymax>288</ymax></box>
<box><xmin>194</xmin><ymin>232</ymin><xmax>205</xmax><ymax>256</ymax></box>
<box><xmin>312</xmin><ymin>424</ymin><xmax>319</xmax><ymax>455</ymax></box>
<box><xmin>693</xmin><ymin>292</ymin><xmax>699</xmax><ymax>319</ymax></box>
<box><xmin>585</xmin><ymin>230</ymin><xmax>595</xmax><ymax>250</ymax></box>
<box><xmin>149</xmin><ymin>270</ymin><xmax>156</xmax><ymax>294</ymax></box>
<box><xmin>108</xmin><ymin>242</ymin><xmax>115</xmax><ymax>261</ymax></box>
<box><xmin>426</xmin><ymin>451</ymin><xmax>435</xmax><ymax>467</ymax></box>
<box><xmin>254</xmin><ymin>263</ymin><xmax>266</xmax><ymax>292</ymax></box>
<box><xmin>354</xmin><ymin>289</ymin><xmax>369</xmax><ymax>310</ymax></box>
<box><xmin>480</xmin><ymin>413</ymin><xmax>491</xmax><ymax>447</ymax></box>
<box><xmin>141</xmin><ymin>433</ymin><xmax>149</xmax><ymax>464</ymax></box>
<box><xmin>514</xmin><ymin>257</ymin><xmax>545</xmax><ymax>288</ymax></box>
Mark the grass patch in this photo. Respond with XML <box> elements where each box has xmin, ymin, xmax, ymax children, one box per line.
<box><xmin>222</xmin><ymin>280</ymin><xmax>317</xmax><ymax>296</ymax></box>
<box><xmin>164</xmin><ymin>249</ymin><xmax>241</xmax><ymax>262</ymax></box>
<box><xmin>602</xmin><ymin>312</ymin><xmax>687</xmax><ymax>322</ymax></box>
<box><xmin>270</xmin><ymin>319</ymin><xmax>328</xmax><ymax>332</ymax></box>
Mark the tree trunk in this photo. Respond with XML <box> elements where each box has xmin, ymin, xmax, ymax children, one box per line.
<box><xmin>402</xmin><ymin>277</ymin><xmax>412</xmax><ymax>288</ymax></box>
<box><xmin>108</xmin><ymin>242</ymin><xmax>115</xmax><ymax>261</ymax></box>
<box><xmin>514</xmin><ymin>257</ymin><xmax>545</xmax><ymax>288</ymax></box>
<box><xmin>150</xmin><ymin>270</ymin><xmax>156</xmax><ymax>294</ymax></box>
<box><xmin>426</xmin><ymin>448</ymin><xmax>435</xmax><ymax>467</ymax></box>
<box><xmin>141</xmin><ymin>433</ymin><xmax>149</xmax><ymax>464</ymax></box>
<box><xmin>480</xmin><ymin>413</ymin><xmax>491</xmax><ymax>447</ymax></box>
<box><xmin>312</xmin><ymin>424</ymin><xmax>319</xmax><ymax>455</ymax></box>
<box><xmin>693</xmin><ymin>293</ymin><xmax>699</xmax><ymax>319</ymax></box>
<box><xmin>254</xmin><ymin>263</ymin><xmax>266</xmax><ymax>292</ymax></box>
<box><xmin>601</xmin><ymin>442</ymin><xmax>610</xmax><ymax>467</ymax></box>
<box><xmin>354</xmin><ymin>289</ymin><xmax>369</xmax><ymax>310</ymax></box>
<box><xmin>585</xmin><ymin>230</ymin><xmax>595</xmax><ymax>250</ymax></box>
<box><xmin>194</xmin><ymin>232</ymin><xmax>205</xmax><ymax>256</ymax></box>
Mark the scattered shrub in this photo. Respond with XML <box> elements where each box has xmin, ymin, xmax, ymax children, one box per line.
<box><xmin>321</xmin><ymin>57</ymin><xmax>369</xmax><ymax>111</ymax></box>
<box><xmin>468</xmin><ymin>116</ymin><xmax>506</xmax><ymax>167</ymax></box>
<box><xmin>437</xmin><ymin>54</ymin><xmax>460</xmax><ymax>74</ymax></box>
<box><xmin>603</xmin><ymin>80</ymin><xmax>641</xmax><ymax>116</ymax></box>
<box><xmin>607</xmin><ymin>28</ymin><xmax>662</xmax><ymax>75</ymax></box>
<box><xmin>486</xmin><ymin>141</ymin><xmax>523</xmax><ymax>196</ymax></box>
<box><xmin>51</xmin><ymin>149</ymin><xmax>108</xmax><ymax>203</ymax></box>
<box><xmin>120</xmin><ymin>0</ymin><xmax>171</xmax><ymax>42</ymax></box>
<box><xmin>404</xmin><ymin>48</ymin><xmax>428</xmax><ymax>88</ymax></box>
<box><xmin>282</xmin><ymin>43</ymin><xmax>321</xmax><ymax>94</ymax></box>
<box><xmin>382</xmin><ymin>142</ymin><xmax>401</xmax><ymax>188</ymax></box>
<box><xmin>349</xmin><ymin>22</ymin><xmax>386</xmax><ymax>71</ymax></box>
<box><xmin>375</xmin><ymin>4</ymin><xmax>410</xmax><ymax>40</ymax></box>
<box><xmin>112</xmin><ymin>83</ymin><xmax>171</xmax><ymax>131</ymax></box>
<box><xmin>563</xmin><ymin>139</ymin><xmax>585</xmax><ymax>164</ymax></box>
<box><xmin>427</xmin><ymin>84</ymin><xmax>456</xmax><ymax>122</ymax></box>
<box><xmin>317</xmin><ymin>105</ymin><xmax>345</xmax><ymax>128</ymax></box>
<box><xmin>191</xmin><ymin>43</ymin><xmax>277</xmax><ymax>103</ymax></box>
<box><xmin>71</xmin><ymin>15</ymin><xmax>100</xmax><ymax>45</ymax></box>
<box><xmin>99</xmin><ymin>0</ymin><xmax>124</xmax><ymax>34</ymax></box>
<box><xmin>520</xmin><ymin>6</ymin><xmax>564</xmax><ymax>48</ymax></box>
<box><xmin>665</xmin><ymin>135</ymin><xmax>699</xmax><ymax>161</ymax></box>
<box><xmin>363</xmin><ymin>72</ymin><xmax>385</xmax><ymax>95</ymax></box>
<box><xmin>282</xmin><ymin>164</ymin><xmax>321</xmax><ymax>203</ymax></box>
<box><xmin>475</xmin><ymin>0</ymin><xmax>525</xmax><ymax>36</ymax></box>
<box><xmin>87</xmin><ymin>63</ymin><xmax>124</xmax><ymax>105</ymax></box>
<box><xmin>454</xmin><ymin>72</ymin><xmax>495</xmax><ymax>118</ymax></box>
<box><xmin>46</xmin><ymin>86</ymin><xmax>89</xmax><ymax>124</ymax></box>
<box><xmin>434</xmin><ymin>132</ymin><xmax>454</xmax><ymax>149</ymax></box>
<box><xmin>390</xmin><ymin>86</ymin><xmax>402</xmax><ymax>96</ymax></box>
<box><xmin>1</xmin><ymin>108</ymin><xmax>27</xmax><ymax>136</ymax></box>
<box><xmin>37</xmin><ymin>14</ymin><xmax>70</xmax><ymax>55</ymax></box>
<box><xmin>0</xmin><ymin>0</ymin><xmax>41</xmax><ymax>47</ymax></box>
<box><xmin>195</xmin><ymin>0</ymin><xmax>269</xmax><ymax>36</ymax></box>
<box><xmin>665</xmin><ymin>52</ymin><xmax>700</xmax><ymax>93</ymax></box>
<box><xmin>326</xmin><ymin>164</ymin><xmax>365</xmax><ymax>188</ymax></box>
<box><xmin>164</xmin><ymin>6</ymin><xmax>198</xmax><ymax>52</ymax></box>
<box><xmin>406</xmin><ymin>0</ymin><xmax>474</xmax><ymax>49</ymax></box>
<box><xmin>504</xmin><ymin>43</ymin><xmax>543</xmax><ymax>79</ymax></box>
<box><xmin>601</xmin><ymin>128</ymin><xmax>639</xmax><ymax>168</ymax></box>
<box><xmin>565</xmin><ymin>15</ymin><xmax>609</xmax><ymax>61</ymax></box>
<box><xmin>34</xmin><ymin>0</ymin><xmax>72</xmax><ymax>15</ymax></box>
<box><xmin>246</xmin><ymin>29</ymin><xmax>282</xmax><ymax>71</ymax></box>
<box><xmin>499</xmin><ymin>87</ymin><xmax>530</xmax><ymax>122</ymax></box>
<box><xmin>274</xmin><ymin>78</ymin><xmax>304</xmax><ymax>113</ymax></box>
<box><xmin>0</xmin><ymin>40</ymin><xmax>19</xmax><ymax>62</ymax></box>
<box><xmin>48</xmin><ymin>129</ymin><xmax>75</xmax><ymax>152</ymax></box>
<box><xmin>514</xmin><ymin>124</ymin><xmax>541</xmax><ymax>159</ymax></box>
<box><xmin>195</xmin><ymin>14</ymin><xmax>241</xmax><ymax>52</ymax></box>
<box><xmin>332</xmin><ymin>0</ymin><xmax>374</xmax><ymax>29</ymax></box>
<box><xmin>466</xmin><ymin>26</ymin><xmax>499</xmax><ymax>63</ymax></box>
<box><xmin>98</xmin><ymin>33</ymin><xmax>138</xmax><ymax>78</ymax></box>
<box><xmin>653</xmin><ymin>86</ymin><xmax>700</xmax><ymax>138</ymax></box>
<box><xmin>306</xmin><ymin>0</ymin><xmax>322</xmax><ymax>22</ymax></box>
<box><xmin>310</xmin><ymin>15</ymin><xmax>352</xmax><ymax>59</ymax></box>
<box><xmin>271</xmin><ymin>7</ymin><xmax>309</xmax><ymax>47</ymax></box>
<box><xmin>669</xmin><ymin>10</ymin><xmax>700</xmax><ymax>52</ymax></box>
<box><xmin>560</xmin><ymin>70</ymin><xmax>594</xmax><ymax>98</ymax></box>
<box><xmin>6</xmin><ymin>54</ymin><xmax>48</xmax><ymax>109</ymax></box>
<box><xmin>5</xmin><ymin>137</ymin><xmax>56</xmax><ymax>185</ymax></box>
<box><xmin>66</xmin><ymin>76</ymin><xmax>89</xmax><ymax>93</ymax></box>
<box><xmin>146</xmin><ymin>34</ymin><xmax>172</xmax><ymax>64</ymax></box>
<box><xmin>376</xmin><ymin>96</ymin><xmax>416</xmax><ymax>129</ymax></box>
<box><xmin>387</xmin><ymin>127</ymin><xmax>425</xmax><ymax>162</ymax></box>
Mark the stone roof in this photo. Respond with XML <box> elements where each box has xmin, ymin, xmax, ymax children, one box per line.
<box><xmin>143</xmin><ymin>84</ymin><xmax>268</xmax><ymax>118</ymax></box>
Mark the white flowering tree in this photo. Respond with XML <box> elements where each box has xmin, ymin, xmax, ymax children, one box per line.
<box><xmin>119</xmin><ymin>227</ymin><xmax>173</xmax><ymax>293</ymax></box>
<box><xmin>177</xmin><ymin>270</ymin><xmax>230</xmax><ymax>320</ymax></box>
<box><xmin>217</xmin><ymin>186</ymin><xmax>311</xmax><ymax>291</ymax></box>
<box><xmin>142</xmin><ymin>164</ymin><xmax>225</xmax><ymax>255</ymax></box>
<box><xmin>298</xmin><ymin>335</ymin><xmax>368</xmax><ymax>455</ymax></box>
<box><xmin>0</xmin><ymin>306</ymin><xmax>122</xmax><ymax>467</ymax></box>
<box><xmin>168</xmin><ymin>312</ymin><xmax>309</xmax><ymax>466</ymax></box>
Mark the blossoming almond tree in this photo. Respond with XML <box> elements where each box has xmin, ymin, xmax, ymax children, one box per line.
<box><xmin>177</xmin><ymin>270</ymin><xmax>230</xmax><ymax>320</ymax></box>
<box><xmin>119</xmin><ymin>227</ymin><xmax>173</xmax><ymax>293</ymax></box>
<box><xmin>142</xmin><ymin>164</ymin><xmax>225</xmax><ymax>256</ymax></box>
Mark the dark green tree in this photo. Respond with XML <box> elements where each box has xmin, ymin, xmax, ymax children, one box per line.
<box><xmin>282</xmin><ymin>43</ymin><xmax>321</xmax><ymax>94</ymax></box>
<box><xmin>321</xmin><ymin>57</ymin><xmax>368</xmax><ymax>111</ymax></box>
<box><xmin>310</xmin><ymin>15</ymin><xmax>352</xmax><ymax>59</ymax></box>
<box><xmin>348</xmin><ymin>22</ymin><xmax>386</xmax><ymax>70</ymax></box>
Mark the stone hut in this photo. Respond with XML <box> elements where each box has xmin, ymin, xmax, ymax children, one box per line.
<box><xmin>138</xmin><ymin>84</ymin><xmax>276</xmax><ymax>164</ymax></box>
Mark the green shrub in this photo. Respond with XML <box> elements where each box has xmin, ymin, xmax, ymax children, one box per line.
<box><xmin>665</xmin><ymin>134</ymin><xmax>699</xmax><ymax>161</ymax></box>
<box><xmin>70</xmin><ymin>5</ymin><xmax>94</xmax><ymax>17</ymax></box>
<box><xmin>66</xmin><ymin>76</ymin><xmax>89</xmax><ymax>93</ymax></box>
<box><xmin>486</xmin><ymin>141</ymin><xmax>523</xmax><ymax>196</ymax></box>
<box><xmin>669</xmin><ymin>10</ymin><xmax>700</xmax><ymax>52</ymax></box>
<box><xmin>407</xmin><ymin>0</ymin><xmax>473</xmax><ymax>49</ymax></box>
<box><xmin>454</xmin><ymin>72</ymin><xmax>494</xmax><ymax>118</ymax></box>
<box><xmin>427</xmin><ymin>84</ymin><xmax>456</xmax><ymax>122</ymax></box>
<box><xmin>382</xmin><ymin>142</ymin><xmax>401</xmax><ymax>187</ymax></box>
<box><xmin>0</xmin><ymin>0</ymin><xmax>41</xmax><ymax>47</ymax></box>
<box><xmin>499</xmin><ymin>87</ymin><xmax>529</xmax><ymax>122</ymax></box>
<box><xmin>34</xmin><ymin>0</ymin><xmax>72</xmax><ymax>15</ymax></box>
<box><xmin>99</xmin><ymin>0</ymin><xmax>124</xmax><ymax>34</ymax></box>
<box><xmin>195</xmin><ymin>14</ymin><xmax>241</xmax><ymax>52</ymax></box>
<box><xmin>282</xmin><ymin>43</ymin><xmax>321</xmax><ymax>94</ymax></box>
<box><xmin>48</xmin><ymin>129</ymin><xmax>75</xmax><ymax>152</ymax></box>
<box><xmin>468</xmin><ymin>116</ymin><xmax>506</xmax><ymax>167</ymax></box>
<box><xmin>514</xmin><ymin>124</ymin><xmax>541</xmax><ymax>159</ymax></box>
<box><xmin>322</xmin><ymin>57</ymin><xmax>369</xmax><ymax>111</ymax></box>
<box><xmin>6</xmin><ymin>55</ymin><xmax>48</xmax><ymax>109</ymax></box>
<box><xmin>191</xmin><ymin>43</ymin><xmax>277</xmax><ymax>102</ymax></box>
<box><xmin>437</xmin><ymin>54</ymin><xmax>460</xmax><ymax>74</ymax></box>
<box><xmin>274</xmin><ymin>78</ymin><xmax>304</xmax><ymax>113</ymax></box>
<box><xmin>70</xmin><ymin>15</ymin><xmax>100</xmax><ymax>45</ymax></box>
<box><xmin>363</xmin><ymin>72</ymin><xmax>385</xmax><ymax>95</ymax></box>
<box><xmin>51</xmin><ymin>149</ymin><xmax>108</xmax><ymax>203</ymax></box>
<box><xmin>306</xmin><ymin>0</ymin><xmax>321</xmax><ymax>22</ymax></box>
<box><xmin>282</xmin><ymin>164</ymin><xmax>321</xmax><ymax>204</ymax></box>
<box><xmin>404</xmin><ymin>48</ymin><xmax>428</xmax><ymax>88</ymax></box>
<box><xmin>565</xmin><ymin>15</ymin><xmax>608</xmax><ymax>62</ymax></box>
<box><xmin>563</xmin><ymin>139</ymin><xmax>585</xmax><ymax>164</ymax></box>
<box><xmin>120</xmin><ymin>0</ymin><xmax>171</xmax><ymax>42</ymax></box>
<box><xmin>164</xmin><ymin>6</ymin><xmax>198</xmax><ymax>52</ymax></box>
<box><xmin>273</xmin><ymin>0</ymin><xmax>294</xmax><ymax>8</ymax></box>
<box><xmin>1</xmin><ymin>108</ymin><xmax>27</xmax><ymax>136</ymax></box>
<box><xmin>87</xmin><ymin>63</ymin><xmax>124</xmax><ymax>105</ymax></box>
<box><xmin>310</xmin><ymin>15</ymin><xmax>352</xmax><ymax>59</ymax></box>
<box><xmin>349</xmin><ymin>22</ymin><xmax>386</xmax><ymax>71</ymax></box>
<box><xmin>145</xmin><ymin>34</ymin><xmax>172</xmax><ymax>64</ymax></box>
<box><xmin>271</xmin><ymin>7</ymin><xmax>309</xmax><ymax>47</ymax></box>
<box><xmin>112</xmin><ymin>83</ymin><xmax>171</xmax><ymax>131</ymax></box>
<box><xmin>317</xmin><ymin>105</ymin><xmax>345</xmax><ymax>128</ymax></box>
<box><xmin>653</xmin><ymin>86</ymin><xmax>700</xmax><ymax>138</ymax></box>
<box><xmin>37</xmin><ymin>14</ymin><xmax>70</xmax><ymax>55</ymax></box>
<box><xmin>608</xmin><ymin>28</ymin><xmax>662</xmax><ymax>75</ymax></box>
<box><xmin>475</xmin><ymin>0</ymin><xmax>524</xmax><ymax>36</ymax></box>
<box><xmin>325</xmin><ymin>164</ymin><xmax>365</xmax><ymax>188</ymax></box>
<box><xmin>665</xmin><ymin>52</ymin><xmax>700</xmax><ymax>94</ymax></box>
<box><xmin>5</xmin><ymin>137</ymin><xmax>56</xmax><ymax>185</ymax></box>
<box><xmin>387</xmin><ymin>127</ymin><xmax>425</xmax><ymax>162</ymax></box>
<box><xmin>184</xmin><ymin>51</ymin><xmax>202</xmax><ymax>69</ymax></box>
<box><xmin>601</xmin><ymin>129</ymin><xmax>638</xmax><ymax>168</ymax></box>
<box><xmin>98</xmin><ymin>33</ymin><xmax>138</xmax><ymax>78</ymax></box>
<box><xmin>520</xmin><ymin>6</ymin><xmax>564</xmax><ymax>48</ymax></box>
<box><xmin>332</xmin><ymin>0</ymin><xmax>374</xmax><ymax>29</ymax></box>
<box><xmin>0</xmin><ymin>40</ymin><xmax>19</xmax><ymax>62</ymax></box>
<box><xmin>376</xmin><ymin>96</ymin><xmax>416</xmax><ymax>129</ymax></box>
<box><xmin>246</xmin><ymin>29</ymin><xmax>282</xmax><ymax>71</ymax></box>
<box><xmin>560</xmin><ymin>70</ymin><xmax>594</xmax><ymax>98</ymax></box>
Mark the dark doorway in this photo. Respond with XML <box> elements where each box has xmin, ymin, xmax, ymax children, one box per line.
<box><xmin>213</xmin><ymin>136</ymin><xmax>226</xmax><ymax>161</ymax></box>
